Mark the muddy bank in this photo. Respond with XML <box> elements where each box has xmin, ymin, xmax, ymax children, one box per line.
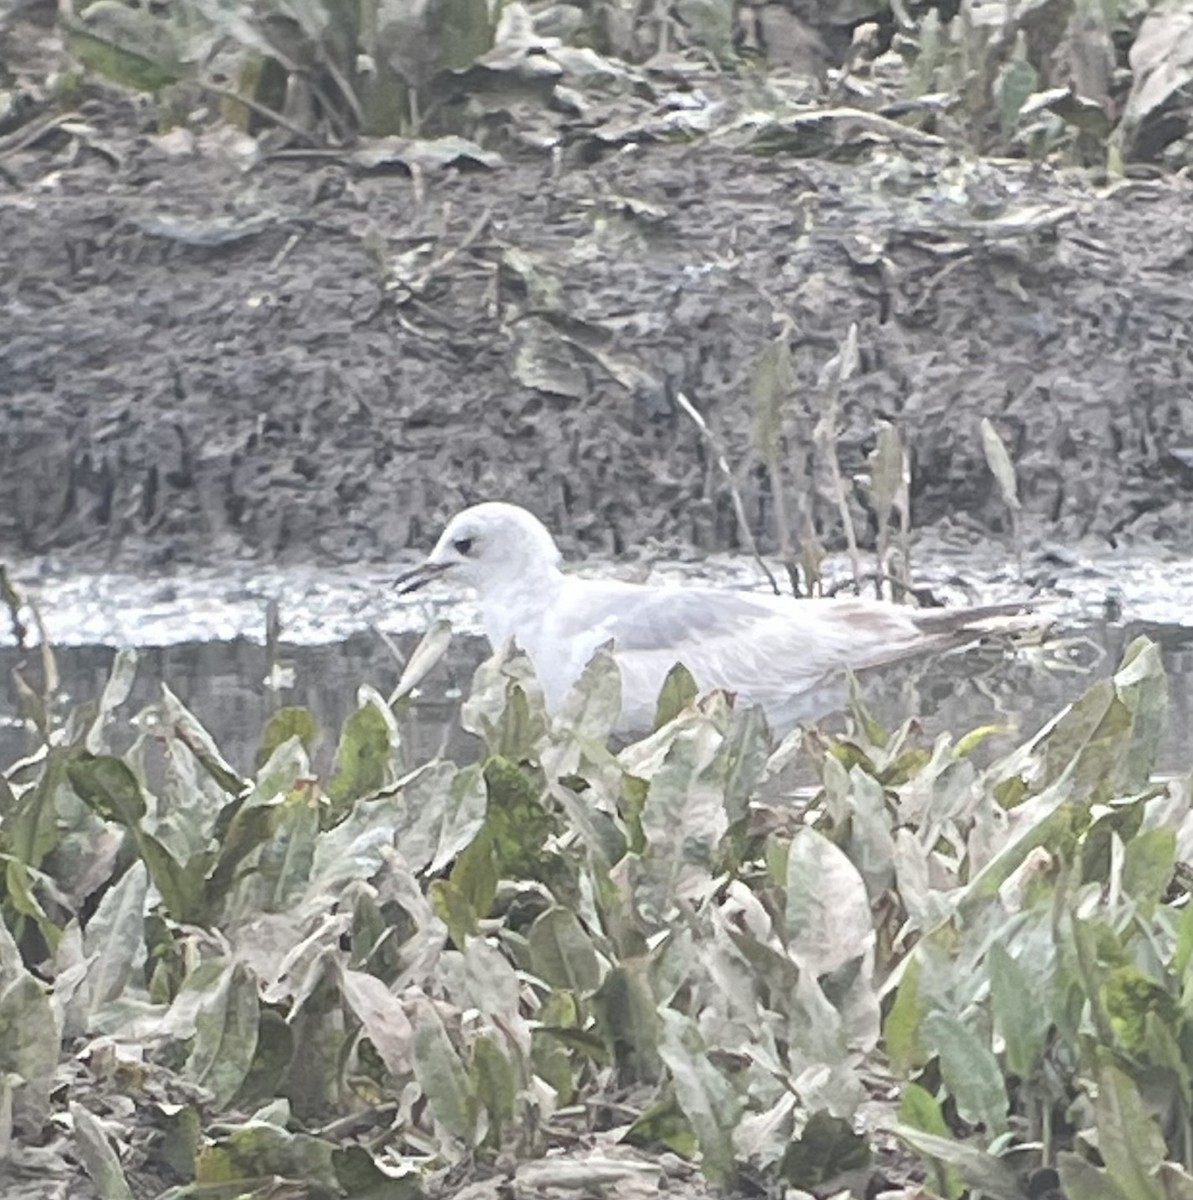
<box><xmin>3</xmin><ymin>67</ymin><xmax>1193</xmax><ymax>572</ymax></box>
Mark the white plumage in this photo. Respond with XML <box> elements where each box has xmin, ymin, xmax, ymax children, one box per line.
<box><xmin>395</xmin><ymin>502</ymin><xmax>1028</xmax><ymax>732</ymax></box>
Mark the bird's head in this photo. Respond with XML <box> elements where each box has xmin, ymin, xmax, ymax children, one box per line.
<box><xmin>394</xmin><ymin>502</ymin><xmax>563</xmax><ymax>597</ymax></box>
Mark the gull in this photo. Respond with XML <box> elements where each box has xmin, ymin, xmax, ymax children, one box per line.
<box><xmin>394</xmin><ymin>501</ymin><xmax>1031</xmax><ymax>733</ymax></box>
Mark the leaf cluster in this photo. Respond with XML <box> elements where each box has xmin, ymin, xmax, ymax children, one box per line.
<box><xmin>0</xmin><ymin>624</ymin><xmax>1190</xmax><ymax>1199</ymax></box>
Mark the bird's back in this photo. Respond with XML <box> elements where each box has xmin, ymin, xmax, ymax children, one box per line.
<box><xmin>534</xmin><ymin>579</ymin><xmax>1029</xmax><ymax>732</ymax></box>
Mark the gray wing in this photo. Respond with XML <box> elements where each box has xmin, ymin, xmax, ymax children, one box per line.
<box><xmin>551</xmin><ymin>580</ymin><xmax>949</xmax><ymax>703</ymax></box>
<box><xmin>551</xmin><ymin>579</ymin><xmax>1025</xmax><ymax>725</ymax></box>
<box><xmin>557</xmin><ymin>583</ymin><xmax>778</xmax><ymax>651</ymax></box>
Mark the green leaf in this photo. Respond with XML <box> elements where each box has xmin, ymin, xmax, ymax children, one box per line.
<box><xmin>1104</xmin><ymin>966</ymin><xmax>1174</xmax><ymax>1056</ymax></box>
<box><xmin>0</xmin><ymin>960</ymin><xmax>57</xmax><ymax>1126</ymax></box>
<box><xmin>988</xmin><ymin>942</ymin><xmax>1048</xmax><ymax>1079</ymax></box>
<box><xmin>83</xmin><ymin>862</ymin><xmax>148</xmax><ymax>1014</ymax></box>
<box><xmin>527</xmin><ymin>906</ymin><xmax>602</xmax><ymax>993</ymax></box>
<box><xmin>556</xmin><ymin>645</ymin><xmax>622</xmax><ymax>741</ymax></box>
<box><xmin>460</xmin><ymin>646</ymin><xmax>549</xmax><ymax>758</ymax></box>
<box><xmin>653</xmin><ymin>662</ymin><xmax>698</xmax><ymax>729</ymax></box>
<box><xmin>1123</xmin><ymin>826</ymin><xmax>1176</xmax><ymax>917</ymax></box>
<box><xmin>139</xmin><ymin>833</ymin><xmax>208</xmax><ymax>924</ymax></box>
<box><xmin>340</xmin><ymin>968</ymin><xmax>414</xmax><ymax>1079</ymax></box>
<box><xmin>203</xmin><ymin>804</ymin><xmax>280</xmax><ymax>910</ymax></box>
<box><xmin>434</xmin><ymin>0</ymin><xmax>495</xmax><ymax>69</ymax></box>
<box><xmin>327</xmin><ymin>703</ymin><xmax>393</xmax><ymax>809</ymax></box>
<box><xmin>475</xmin><ymin>755</ymin><xmax>560</xmax><ymax>882</ymax></box>
<box><xmin>2</xmin><ymin>746</ymin><xmax>64</xmax><ymax>869</ymax></box>
<box><xmin>232</xmin><ymin>1010</ymin><xmax>294</xmax><ymax>1109</ymax></box>
<box><xmin>785</xmin><ymin>827</ymin><xmax>872</xmax><ymax>977</ymax></box>
<box><xmin>719</xmin><ymin>704</ymin><xmax>771</xmax><ymax>835</ymax></box>
<box><xmin>889</xmin><ymin>1125</ymin><xmax>1023</xmax><ymax>1200</ymax></box>
<box><xmin>1172</xmin><ymin>903</ymin><xmax>1193</xmax><ymax>979</ymax></box>
<box><xmin>957</xmin><ymin>771</ymin><xmax>1083</xmax><ymax>916</ymax></box>
<box><xmin>256</xmin><ymin>707</ymin><xmax>317</xmax><ymax>770</ymax></box>
<box><xmin>897</xmin><ymin>1084</ymin><xmax>962</xmax><ymax>1199</ymax></box>
<box><xmin>592</xmin><ymin>962</ymin><xmax>660</xmax><ymax>1081</ymax></box>
<box><xmin>1039</xmin><ymin>677</ymin><xmax>1131</xmax><ymax>799</ymax></box>
<box><xmin>4</xmin><ymin>857</ymin><xmax>62</xmax><ymax>953</ymax></box>
<box><xmin>147</xmin><ymin>1102</ymin><xmax>202</xmax><ymax>1182</ymax></box>
<box><xmin>472</xmin><ymin>1035</ymin><xmax>517</xmax><ymax>1137</ymax></box>
<box><xmin>778</xmin><ymin>1110</ymin><xmax>869</xmax><ymax>1187</ymax></box>
<box><xmin>449</xmin><ymin>831</ymin><xmax>500</xmax><ymax>920</ymax></box>
<box><xmin>844</xmin><ymin>764</ymin><xmax>895</xmax><ymax>898</ymax></box>
<box><xmin>955</xmin><ymin>723</ymin><xmax>1010</xmax><ymax>759</ymax></box>
<box><xmin>1113</xmin><ymin>636</ymin><xmax>1167</xmax><ymax>793</ymax></box>
<box><xmin>1057</xmin><ymin>1153</ymin><xmax>1133</xmax><ymax>1200</ymax></box>
<box><xmin>411</xmin><ymin>997</ymin><xmax>477</xmax><ymax>1145</ymax></box>
<box><xmin>332</xmin><ymin>1144</ymin><xmax>424</xmax><ymax>1200</ymax></box>
<box><xmin>65</xmin><ymin>6</ymin><xmax>184</xmax><ymax>92</ymax></box>
<box><xmin>71</xmin><ymin>1101</ymin><xmax>134</xmax><ymax>1200</ymax></box>
<box><xmin>67</xmin><ymin>754</ymin><xmax>147</xmax><ymax>825</ymax></box>
<box><xmin>531</xmin><ymin>1027</ymin><xmax>576</xmax><ymax>1107</ymax></box>
<box><xmin>884</xmin><ymin>954</ymin><xmax>927</xmax><ymax>1075</ymax></box>
<box><xmin>390</xmin><ymin>619</ymin><xmax>453</xmax><ymax>706</ymax></box>
<box><xmin>847</xmin><ymin>673</ymin><xmax>889</xmax><ymax>749</ymax></box>
<box><xmin>196</xmin><ymin>1120</ymin><xmax>336</xmax><ymax>1188</ymax></box>
<box><xmin>264</xmin><ymin>796</ymin><xmax>319</xmax><ymax>910</ymax></box>
<box><xmin>1095</xmin><ymin>1060</ymin><xmax>1166</xmax><ymax>1199</ymax></box>
<box><xmin>160</xmin><ymin>686</ymin><xmax>246</xmax><ymax>796</ymax></box>
<box><xmin>429</xmin><ymin>879</ymin><xmax>478</xmax><ymax>948</ymax></box>
<box><xmin>658</xmin><ymin>1010</ymin><xmax>739</xmax><ymax>1187</ymax></box>
<box><xmin>1142</xmin><ymin>1012</ymin><xmax>1193</xmax><ymax>1110</ymax></box>
<box><xmin>625</xmin><ymin>1096</ymin><xmax>698</xmax><ymax>1158</ymax></box>
<box><xmin>428</xmin><ymin>764</ymin><xmax>488</xmax><ymax>875</ymax></box>
<box><xmin>184</xmin><ymin>962</ymin><xmax>260</xmax><ymax>1108</ymax></box>
<box><xmin>898</xmin><ymin>1081</ymin><xmax>949</xmax><ymax>1136</ymax></box>
<box><xmin>638</xmin><ymin>722</ymin><xmax>728</xmax><ymax>909</ymax></box>
<box><xmin>923</xmin><ymin>1011</ymin><xmax>1008</xmax><ymax>1135</ymax></box>
<box><xmin>85</xmin><ymin>648</ymin><xmax>138</xmax><ymax>754</ymax></box>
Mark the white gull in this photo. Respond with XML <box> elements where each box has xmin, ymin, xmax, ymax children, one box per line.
<box><xmin>394</xmin><ymin>502</ymin><xmax>1030</xmax><ymax>732</ymax></box>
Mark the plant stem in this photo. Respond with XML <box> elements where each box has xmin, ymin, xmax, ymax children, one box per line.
<box><xmin>674</xmin><ymin>391</ymin><xmax>781</xmax><ymax>596</ymax></box>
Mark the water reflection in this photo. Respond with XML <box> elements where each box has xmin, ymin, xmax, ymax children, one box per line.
<box><xmin>1</xmin><ymin>621</ymin><xmax>1191</xmax><ymax>776</ymax></box>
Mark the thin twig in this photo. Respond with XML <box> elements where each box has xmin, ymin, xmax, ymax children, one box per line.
<box><xmin>897</xmin><ymin>473</ymin><xmax>912</xmax><ymax>595</ymax></box>
<box><xmin>370</xmin><ymin>623</ymin><xmax>407</xmax><ymax>672</ymax></box>
<box><xmin>320</xmin><ymin>53</ymin><xmax>366</xmax><ymax>130</ymax></box>
<box><xmin>769</xmin><ymin>315</ymin><xmax>809</xmax><ymax>597</ymax></box>
<box><xmin>823</xmin><ymin>570</ymin><xmax>938</xmax><ymax>606</ymax></box>
<box><xmin>814</xmin><ymin>327</ymin><xmax>865</xmax><ymax>592</ymax></box>
<box><xmin>752</xmin><ymin>330</ymin><xmax>803</xmax><ymax>596</ymax></box>
<box><xmin>214</xmin><ymin>29</ymin><xmax>352</xmax><ymax>142</ymax></box>
<box><xmin>674</xmin><ymin>391</ymin><xmax>781</xmax><ymax>596</ymax></box>
<box><xmin>196</xmin><ymin>81</ymin><xmax>320</xmax><ymax>146</ymax></box>
<box><xmin>766</xmin><ymin>440</ymin><xmax>801</xmax><ymax>597</ymax></box>
<box><xmin>0</xmin><ymin>566</ymin><xmax>27</xmax><ymax>648</ymax></box>
<box><xmin>0</xmin><ymin>110</ymin><xmax>85</xmax><ymax>159</ymax></box>
<box><xmin>818</xmin><ymin>425</ymin><xmax>864</xmax><ymax>591</ymax></box>
<box><xmin>269</xmin><ymin>232</ymin><xmax>303</xmax><ymax>271</ymax></box>
<box><xmin>870</xmin><ymin>424</ymin><xmax>913</xmax><ymax>600</ymax></box>
<box><xmin>411</xmin><ymin>206</ymin><xmax>492</xmax><ymax>293</ymax></box>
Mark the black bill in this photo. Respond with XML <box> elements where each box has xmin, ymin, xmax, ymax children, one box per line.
<box><xmin>393</xmin><ymin>560</ymin><xmax>451</xmax><ymax>595</ymax></box>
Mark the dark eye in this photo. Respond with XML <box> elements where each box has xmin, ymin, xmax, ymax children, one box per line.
<box><xmin>453</xmin><ymin>537</ymin><xmax>474</xmax><ymax>555</ymax></box>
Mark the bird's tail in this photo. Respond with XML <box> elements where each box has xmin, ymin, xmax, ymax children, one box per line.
<box><xmin>911</xmin><ymin>601</ymin><xmax>1051</xmax><ymax>645</ymax></box>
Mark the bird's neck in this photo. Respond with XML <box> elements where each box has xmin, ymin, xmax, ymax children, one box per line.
<box><xmin>478</xmin><ymin>564</ymin><xmax>564</xmax><ymax>649</ymax></box>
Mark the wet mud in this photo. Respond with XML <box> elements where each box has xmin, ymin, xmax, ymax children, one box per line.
<box><xmin>4</xmin><ymin>60</ymin><xmax>1193</xmax><ymax>574</ymax></box>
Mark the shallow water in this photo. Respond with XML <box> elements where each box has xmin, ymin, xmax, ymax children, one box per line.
<box><xmin>2</xmin><ymin>546</ymin><xmax>1192</xmax><ymax>775</ymax></box>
